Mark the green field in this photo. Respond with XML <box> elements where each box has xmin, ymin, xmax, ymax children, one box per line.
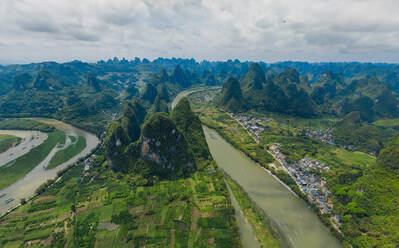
<box><xmin>0</xmin><ymin>131</ymin><xmax>66</xmax><ymax>190</ymax></box>
<box><xmin>0</xmin><ymin>134</ymin><xmax>21</xmax><ymax>153</ymax></box>
<box><xmin>0</xmin><ymin>154</ymin><xmax>242</xmax><ymax>247</ymax></box>
<box><xmin>47</xmin><ymin>136</ymin><xmax>87</xmax><ymax>170</ymax></box>
<box><xmin>0</xmin><ymin>118</ymin><xmax>55</xmax><ymax>132</ymax></box>
<box><xmin>373</xmin><ymin>118</ymin><xmax>399</xmax><ymax>128</ymax></box>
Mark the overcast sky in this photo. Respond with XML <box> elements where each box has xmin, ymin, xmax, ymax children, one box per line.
<box><xmin>1</xmin><ymin>0</ymin><xmax>399</xmax><ymax>64</ymax></box>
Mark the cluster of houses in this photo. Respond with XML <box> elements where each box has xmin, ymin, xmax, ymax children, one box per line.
<box><xmin>228</xmin><ymin>112</ymin><xmax>342</xmax><ymax>227</ymax></box>
<box><xmin>84</xmin><ymin>157</ymin><xmax>93</xmax><ymax>171</ymax></box>
<box><xmin>230</xmin><ymin>114</ymin><xmax>266</xmax><ymax>142</ymax></box>
<box><xmin>269</xmin><ymin>143</ymin><xmax>334</xmax><ymax>215</ymax></box>
<box><xmin>305</xmin><ymin>128</ymin><xmax>334</xmax><ymax>145</ymax></box>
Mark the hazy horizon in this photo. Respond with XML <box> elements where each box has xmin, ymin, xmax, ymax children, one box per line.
<box><xmin>1</xmin><ymin>0</ymin><xmax>399</xmax><ymax>64</ymax></box>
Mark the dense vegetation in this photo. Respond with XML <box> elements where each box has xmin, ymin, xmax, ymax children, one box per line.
<box><xmin>2</xmin><ymin>57</ymin><xmax>399</xmax><ymax>247</ymax></box>
<box><xmin>218</xmin><ymin>63</ymin><xmax>398</xmax><ymax>120</ymax></box>
<box><xmin>171</xmin><ymin>97</ymin><xmax>212</xmax><ymax>166</ymax></box>
<box><xmin>104</xmin><ymin>96</ymin><xmax>211</xmax><ymax>179</ymax></box>
<box><xmin>0</xmin><ymin>151</ymin><xmax>242</xmax><ymax>247</ymax></box>
<box><xmin>191</xmin><ymin>88</ymin><xmax>399</xmax><ymax>248</ymax></box>
<box><xmin>330</xmin><ymin>136</ymin><xmax>399</xmax><ymax>247</ymax></box>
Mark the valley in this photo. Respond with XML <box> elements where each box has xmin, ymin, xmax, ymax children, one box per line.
<box><xmin>0</xmin><ymin>58</ymin><xmax>398</xmax><ymax>247</ymax></box>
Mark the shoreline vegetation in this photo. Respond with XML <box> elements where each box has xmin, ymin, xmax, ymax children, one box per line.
<box><xmin>185</xmin><ymin>87</ymin><xmax>345</xmax><ymax>242</ymax></box>
<box><xmin>224</xmin><ymin>172</ymin><xmax>290</xmax><ymax>248</ymax></box>
<box><xmin>200</xmin><ymin>115</ymin><xmax>344</xmax><ymax>242</ymax></box>
<box><xmin>47</xmin><ymin>136</ymin><xmax>87</xmax><ymax>170</ymax></box>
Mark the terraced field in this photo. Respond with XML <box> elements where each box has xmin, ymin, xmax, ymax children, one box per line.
<box><xmin>0</xmin><ymin>156</ymin><xmax>241</xmax><ymax>247</ymax></box>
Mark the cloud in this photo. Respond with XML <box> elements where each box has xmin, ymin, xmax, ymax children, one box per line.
<box><xmin>0</xmin><ymin>0</ymin><xmax>399</xmax><ymax>63</ymax></box>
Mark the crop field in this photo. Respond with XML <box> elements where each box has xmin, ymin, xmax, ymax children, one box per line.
<box><xmin>0</xmin><ymin>155</ymin><xmax>242</xmax><ymax>248</ymax></box>
<box><xmin>47</xmin><ymin>136</ymin><xmax>87</xmax><ymax>170</ymax></box>
<box><xmin>0</xmin><ymin>130</ymin><xmax>66</xmax><ymax>190</ymax></box>
<box><xmin>0</xmin><ymin>134</ymin><xmax>21</xmax><ymax>153</ymax></box>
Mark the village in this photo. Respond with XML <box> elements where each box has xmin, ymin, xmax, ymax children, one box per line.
<box><xmin>229</xmin><ymin>112</ymin><xmax>336</xmax><ymax>217</ymax></box>
<box><xmin>304</xmin><ymin>128</ymin><xmax>335</xmax><ymax>145</ymax></box>
<box><xmin>269</xmin><ymin>143</ymin><xmax>333</xmax><ymax>214</ymax></box>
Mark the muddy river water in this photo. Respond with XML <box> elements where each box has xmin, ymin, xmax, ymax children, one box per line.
<box><xmin>203</xmin><ymin>126</ymin><xmax>341</xmax><ymax>248</ymax></box>
<box><xmin>0</xmin><ymin>118</ymin><xmax>100</xmax><ymax>216</ymax></box>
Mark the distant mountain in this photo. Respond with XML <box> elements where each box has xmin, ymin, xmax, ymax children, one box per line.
<box><xmin>220</xmin><ymin>77</ymin><xmax>246</xmax><ymax>112</ymax></box>
<box><xmin>141</xmin><ymin>83</ymin><xmax>158</xmax><ymax>104</ymax></box>
<box><xmin>231</xmin><ymin>64</ymin><xmax>317</xmax><ymax>117</ymax></box>
<box><xmin>240</xmin><ymin>63</ymin><xmax>265</xmax><ymax>91</ymax></box>
<box><xmin>32</xmin><ymin>68</ymin><xmax>63</xmax><ymax>90</ymax></box>
<box><xmin>87</xmin><ymin>72</ymin><xmax>101</xmax><ymax>91</ymax></box>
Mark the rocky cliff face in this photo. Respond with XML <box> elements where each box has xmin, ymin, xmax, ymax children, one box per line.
<box><xmin>140</xmin><ymin>113</ymin><xmax>195</xmax><ymax>174</ymax></box>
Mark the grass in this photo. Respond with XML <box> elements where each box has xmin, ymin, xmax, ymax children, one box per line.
<box><xmin>0</xmin><ymin>118</ymin><xmax>55</xmax><ymax>132</ymax></box>
<box><xmin>373</xmin><ymin>118</ymin><xmax>399</xmax><ymax>128</ymax></box>
<box><xmin>0</xmin><ymin>153</ymin><xmax>243</xmax><ymax>248</ymax></box>
<box><xmin>0</xmin><ymin>134</ymin><xmax>21</xmax><ymax>153</ymax></box>
<box><xmin>47</xmin><ymin>136</ymin><xmax>86</xmax><ymax>170</ymax></box>
<box><xmin>0</xmin><ymin>130</ymin><xmax>66</xmax><ymax>190</ymax></box>
<box><xmin>315</xmin><ymin>148</ymin><xmax>376</xmax><ymax>170</ymax></box>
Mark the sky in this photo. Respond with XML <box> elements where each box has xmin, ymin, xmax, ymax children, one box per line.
<box><xmin>1</xmin><ymin>0</ymin><xmax>399</xmax><ymax>64</ymax></box>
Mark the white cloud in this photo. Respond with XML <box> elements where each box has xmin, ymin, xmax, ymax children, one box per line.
<box><xmin>0</xmin><ymin>0</ymin><xmax>399</xmax><ymax>63</ymax></box>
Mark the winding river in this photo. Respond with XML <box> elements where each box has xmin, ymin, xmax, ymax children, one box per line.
<box><xmin>0</xmin><ymin>118</ymin><xmax>100</xmax><ymax>216</ymax></box>
<box><xmin>203</xmin><ymin>127</ymin><xmax>341</xmax><ymax>248</ymax></box>
<box><xmin>172</xmin><ymin>88</ymin><xmax>341</xmax><ymax>247</ymax></box>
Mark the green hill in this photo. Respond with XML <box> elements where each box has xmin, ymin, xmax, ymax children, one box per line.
<box><xmin>220</xmin><ymin>77</ymin><xmax>245</xmax><ymax>112</ymax></box>
<box><xmin>337</xmin><ymin>136</ymin><xmax>399</xmax><ymax>247</ymax></box>
<box><xmin>172</xmin><ymin>97</ymin><xmax>211</xmax><ymax>166</ymax></box>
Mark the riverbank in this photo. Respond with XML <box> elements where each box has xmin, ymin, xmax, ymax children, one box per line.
<box><xmin>0</xmin><ymin>118</ymin><xmax>100</xmax><ymax>216</ymax></box>
<box><xmin>203</xmin><ymin>126</ymin><xmax>342</xmax><ymax>247</ymax></box>
<box><xmin>225</xmin><ymin>172</ymin><xmax>289</xmax><ymax>248</ymax></box>
<box><xmin>200</xmin><ymin>114</ymin><xmax>344</xmax><ymax>242</ymax></box>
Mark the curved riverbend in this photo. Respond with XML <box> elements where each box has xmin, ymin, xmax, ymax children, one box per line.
<box><xmin>0</xmin><ymin>118</ymin><xmax>100</xmax><ymax>216</ymax></box>
<box><xmin>203</xmin><ymin>126</ymin><xmax>341</xmax><ymax>248</ymax></box>
<box><xmin>171</xmin><ymin>86</ymin><xmax>221</xmax><ymax>109</ymax></box>
<box><xmin>0</xmin><ymin>130</ymin><xmax>48</xmax><ymax>168</ymax></box>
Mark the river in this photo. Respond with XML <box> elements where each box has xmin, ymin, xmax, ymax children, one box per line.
<box><xmin>203</xmin><ymin>127</ymin><xmax>341</xmax><ymax>248</ymax></box>
<box><xmin>171</xmin><ymin>86</ymin><xmax>221</xmax><ymax>109</ymax></box>
<box><xmin>0</xmin><ymin>118</ymin><xmax>100</xmax><ymax>216</ymax></box>
<box><xmin>0</xmin><ymin>130</ymin><xmax>48</xmax><ymax>168</ymax></box>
